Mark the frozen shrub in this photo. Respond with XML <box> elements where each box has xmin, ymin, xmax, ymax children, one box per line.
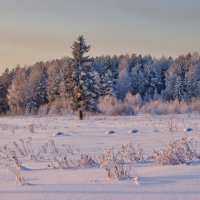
<box><xmin>47</xmin><ymin>139</ymin><xmax>57</xmax><ymax>154</ymax></box>
<box><xmin>124</xmin><ymin>93</ymin><xmax>143</xmax><ymax>109</ymax></box>
<box><xmin>98</xmin><ymin>143</ymin><xmax>143</xmax><ymax>180</ymax></box>
<box><xmin>8</xmin><ymin>165</ymin><xmax>28</xmax><ymax>186</ymax></box>
<box><xmin>13</xmin><ymin>137</ymin><xmax>35</xmax><ymax>159</ymax></box>
<box><xmin>104</xmin><ymin>163</ymin><xmax>130</xmax><ymax>180</ymax></box>
<box><xmin>76</xmin><ymin>154</ymin><xmax>97</xmax><ymax>168</ymax></box>
<box><xmin>98</xmin><ymin>95</ymin><xmax>136</xmax><ymax>116</ymax></box>
<box><xmin>62</xmin><ymin>144</ymin><xmax>80</xmax><ymax>155</ymax></box>
<box><xmin>28</xmin><ymin>124</ymin><xmax>34</xmax><ymax>133</ymax></box>
<box><xmin>140</xmin><ymin>101</ymin><xmax>162</xmax><ymax>115</ymax></box>
<box><xmin>0</xmin><ymin>145</ymin><xmax>22</xmax><ymax>169</ymax></box>
<box><xmin>155</xmin><ymin>137</ymin><xmax>199</xmax><ymax>165</ymax></box>
<box><xmin>191</xmin><ymin>98</ymin><xmax>200</xmax><ymax>114</ymax></box>
<box><xmin>165</xmin><ymin>116</ymin><xmax>177</xmax><ymax>134</ymax></box>
<box><xmin>49</xmin><ymin>154</ymin><xmax>96</xmax><ymax>169</ymax></box>
<box><xmin>140</xmin><ymin>99</ymin><xmax>200</xmax><ymax>115</ymax></box>
<box><xmin>98</xmin><ymin>148</ymin><xmax>131</xmax><ymax>180</ymax></box>
<box><xmin>111</xmin><ymin>103</ymin><xmax>136</xmax><ymax>116</ymax></box>
<box><xmin>0</xmin><ymin>145</ymin><xmax>28</xmax><ymax>186</ymax></box>
<box><xmin>49</xmin><ymin>156</ymin><xmax>72</xmax><ymax>169</ymax></box>
<box><xmin>48</xmin><ymin>98</ymin><xmax>72</xmax><ymax>115</ymax></box>
<box><xmin>119</xmin><ymin>143</ymin><xmax>144</xmax><ymax>162</ymax></box>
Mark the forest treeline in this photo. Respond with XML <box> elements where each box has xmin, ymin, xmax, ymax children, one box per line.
<box><xmin>0</xmin><ymin>36</ymin><xmax>200</xmax><ymax>116</ymax></box>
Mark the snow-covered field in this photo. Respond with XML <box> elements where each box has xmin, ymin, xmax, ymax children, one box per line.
<box><xmin>0</xmin><ymin>114</ymin><xmax>200</xmax><ymax>200</ymax></box>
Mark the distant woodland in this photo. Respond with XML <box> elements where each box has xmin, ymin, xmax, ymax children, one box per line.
<box><xmin>1</xmin><ymin>36</ymin><xmax>200</xmax><ymax>116</ymax></box>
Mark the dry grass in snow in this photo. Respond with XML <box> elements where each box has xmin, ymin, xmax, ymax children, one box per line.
<box><xmin>0</xmin><ymin>114</ymin><xmax>200</xmax><ymax>200</ymax></box>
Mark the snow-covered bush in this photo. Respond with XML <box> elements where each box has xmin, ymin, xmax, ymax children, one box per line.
<box><xmin>98</xmin><ymin>143</ymin><xmax>143</xmax><ymax>180</ymax></box>
<box><xmin>141</xmin><ymin>101</ymin><xmax>166</xmax><ymax>115</ymax></box>
<box><xmin>0</xmin><ymin>145</ymin><xmax>28</xmax><ymax>185</ymax></box>
<box><xmin>155</xmin><ymin>137</ymin><xmax>199</xmax><ymax>165</ymax></box>
<box><xmin>98</xmin><ymin>148</ymin><xmax>131</xmax><ymax>180</ymax></box>
<box><xmin>191</xmin><ymin>98</ymin><xmax>200</xmax><ymax>114</ymax></box>
<box><xmin>76</xmin><ymin>154</ymin><xmax>97</xmax><ymax>168</ymax></box>
<box><xmin>49</xmin><ymin>154</ymin><xmax>97</xmax><ymax>170</ymax></box>
<box><xmin>48</xmin><ymin>99</ymin><xmax>72</xmax><ymax>115</ymax></box>
<box><xmin>98</xmin><ymin>95</ymin><xmax>136</xmax><ymax>116</ymax></box>
<box><xmin>124</xmin><ymin>93</ymin><xmax>143</xmax><ymax>110</ymax></box>
<box><xmin>8</xmin><ymin>165</ymin><xmax>28</xmax><ymax>186</ymax></box>
<box><xmin>140</xmin><ymin>100</ymin><xmax>192</xmax><ymax>115</ymax></box>
<box><xmin>13</xmin><ymin>137</ymin><xmax>35</xmax><ymax>159</ymax></box>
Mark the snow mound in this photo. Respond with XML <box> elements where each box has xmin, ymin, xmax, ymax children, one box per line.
<box><xmin>184</xmin><ymin>128</ymin><xmax>192</xmax><ymax>132</ymax></box>
<box><xmin>128</xmin><ymin>129</ymin><xmax>138</xmax><ymax>134</ymax></box>
<box><xmin>132</xmin><ymin>176</ymin><xmax>140</xmax><ymax>185</ymax></box>
<box><xmin>105</xmin><ymin>129</ymin><xmax>115</xmax><ymax>135</ymax></box>
<box><xmin>52</xmin><ymin>132</ymin><xmax>65</xmax><ymax>137</ymax></box>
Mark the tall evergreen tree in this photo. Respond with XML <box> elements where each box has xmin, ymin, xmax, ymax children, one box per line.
<box><xmin>27</xmin><ymin>63</ymin><xmax>48</xmax><ymax>112</ymax></box>
<box><xmin>36</xmin><ymin>66</ymin><xmax>48</xmax><ymax>106</ymax></box>
<box><xmin>174</xmin><ymin>76</ymin><xmax>186</xmax><ymax>101</ymax></box>
<box><xmin>0</xmin><ymin>68</ymin><xmax>13</xmax><ymax>113</ymax></box>
<box><xmin>0</xmin><ymin>78</ymin><xmax>6</xmax><ymax>113</ymax></box>
<box><xmin>100</xmin><ymin>69</ymin><xmax>118</xmax><ymax>97</ymax></box>
<box><xmin>67</xmin><ymin>36</ymin><xmax>98</xmax><ymax>119</ymax></box>
<box><xmin>47</xmin><ymin>61</ymin><xmax>61</xmax><ymax>105</ymax></box>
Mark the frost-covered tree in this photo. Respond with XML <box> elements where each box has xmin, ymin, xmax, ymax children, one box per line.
<box><xmin>131</xmin><ymin>62</ymin><xmax>146</xmax><ymax>98</ymax></box>
<box><xmin>174</xmin><ymin>76</ymin><xmax>186</xmax><ymax>101</ymax></box>
<box><xmin>7</xmin><ymin>67</ymin><xmax>28</xmax><ymax>114</ymax></box>
<box><xmin>104</xmin><ymin>56</ymin><xmax>118</xmax><ymax>79</ymax></box>
<box><xmin>47</xmin><ymin>61</ymin><xmax>61</xmax><ymax>105</ymax></box>
<box><xmin>185</xmin><ymin>63</ymin><xmax>200</xmax><ymax>100</ymax></box>
<box><xmin>0</xmin><ymin>68</ymin><xmax>13</xmax><ymax>113</ymax></box>
<box><xmin>163</xmin><ymin>55</ymin><xmax>190</xmax><ymax>101</ymax></box>
<box><xmin>36</xmin><ymin>66</ymin><xmax>48</xmax><ymax>106</ymax></box>
<box><xmin>68</xmin><ymin>36</ymin><xmax>98</xmax><ymax>119</ymax></box>
<box><xmin>0</xmin><ymin>78</ymin><xmax>6</xmax><ymax>113</ymax></box>
<box><xmin>100</xmin><ymin>69</ymin><xmax>118</xmax><ymax>97</ymax></box>
<box><xmin>116</xmin><ymin>56</ymin><xmax>132</xmax><ymax>99</ymax></box>
<box><xmin>26</xmin><ymin>62</ymin><xmax>48</xmax><ymax>113</ymax></box>
<box><xmin>2</xmin><ymin>49</ymin><xmax>200</xmax><ymax>115</ymax></box>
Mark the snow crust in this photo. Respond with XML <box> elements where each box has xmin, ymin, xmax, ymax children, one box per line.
<box><xmin>0</xmin><ymin>114</ymin><xmax>200</xmax><ymax>200</ymax></box>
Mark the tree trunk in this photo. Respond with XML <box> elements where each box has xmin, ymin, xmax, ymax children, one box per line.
<box><xmin>79</xmin><ymin>110</ymin><xmax>83</xmax><ymax>120</ymax></box>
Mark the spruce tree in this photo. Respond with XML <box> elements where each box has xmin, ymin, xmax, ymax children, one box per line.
<box><xmin>0</xmin><ymin>68</ymin><xmax>13</xmax><ymax>113</ymax></box>
<box><xmin>174</xmin><ymin>76</ymin><xmax>186</xmax><ymax>102</ymax></box>
<box><xmin>101</xmin><ymin>69</ymin><xmax>118</xmax><ymax>97</ymax></box>
<box><xmin>68</xmin><ymin>36</ymin><xmax>98</xmax><ymax>119</ymax></box>
<box><xmin>0</xmin><ymin>78</ymin><xmax>6</xmax><ymax>113</ymax></box>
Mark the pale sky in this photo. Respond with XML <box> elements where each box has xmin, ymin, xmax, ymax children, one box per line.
<box><xmin>0</xmin><ymin>0</ymin><xmax>200</xmax><ymax>73</ymax></box>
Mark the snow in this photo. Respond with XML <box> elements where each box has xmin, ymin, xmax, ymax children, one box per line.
<box><xmin>52</xmin><ymin>131</ymin><xmax>66</xmax><ymax>137</ymax></box>
<box><xmin>184</xmin><ymin>127</ymin><xmax>192</xmax><ymax>132</ymax></box>
<box><xmin>0</xmin><ymin>114</ymin><xmax>200</xmax><ymax>200</ymax></box>
<box><xmin>105</xmin><ymin>129</ymin><xmax>115</xmax><ymax>135</ymax></box>
<box><xmin>128</xmin><ymin>128</ymin><xmax>138</xmax><ymax>134</ymax></box>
